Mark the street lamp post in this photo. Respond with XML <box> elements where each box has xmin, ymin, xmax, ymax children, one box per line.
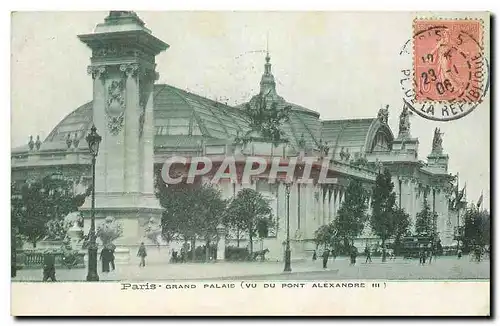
<box><xmin>283</xmin><ymin>181</ymin><xmax>292</xmax><ymax>272</ymax></box>
<box><xmin>85</xmin><ymin>125</ymin><xmax>102</xmax><ymax>282</ymax></box>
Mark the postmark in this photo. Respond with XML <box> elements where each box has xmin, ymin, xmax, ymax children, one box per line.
<box><xmin>413</xmin><ymin>19</ymin><xmax>484</xmax><ymax>103</ymax></box>
<box><xmin>399</xmin><ymin>19</ymin><xmax>489</xmax><ymax>121</ymax></box>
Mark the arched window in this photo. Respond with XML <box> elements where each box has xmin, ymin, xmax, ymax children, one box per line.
<box><xmin>371</xmin><ymin>132</ymin><xmax>391</xmax><ymax>152</ymax></box>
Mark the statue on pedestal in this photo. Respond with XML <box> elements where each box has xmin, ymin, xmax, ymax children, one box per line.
<box><xmin>96</xmin><ymin>216</ymin><xmax>123</xmax><ymax>250</ymax></box>
<box><xmin>432</xmin><ymin>127</ymin><xmax>444</xmax><ymax>154</ymax></box>
<box><xmin>144</xmin><ymin>217</ymin><xmax>163</xmax><ymax>248</ymax></box>
<box><xmin>398</xmin><ymin>105</ymin><xmax>412</xmax><ymax>138</ymax></box>
<box><xmin>377</xmin><ymin>105</ymin><xmax>389</xmax><ymax>124</ymax></box>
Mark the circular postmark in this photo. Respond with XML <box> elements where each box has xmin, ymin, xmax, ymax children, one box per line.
<box><xmin>399</xmin><ymin>19</ymin><xmax>489</xmax><ymax>121</ymax></box>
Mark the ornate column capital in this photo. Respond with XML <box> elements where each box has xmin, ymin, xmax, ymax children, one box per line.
<box><xmin>87</xmin><ymin>65</ymin><xmax>106</xmax><ymax>80</ymax></box>
<box><xmin>120</xmin><ymin>63</ymin><xmax>140</xmax><ymax>78</ymax></box>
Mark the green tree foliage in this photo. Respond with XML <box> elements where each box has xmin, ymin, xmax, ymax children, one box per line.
<box><xmin>392</xmin><ymin>207</ymin><xmax>411</xmax><ymax>254</ymax></box>
<box><xmin>243</xmin><ymin>93</ymin><xmax>291</xmax><ymax>143</ymax></box>
<box><xmin>157</xmin><ymin>182</ymin><xmax>226</xmax><ymax>261</ymax></box>
<box><xmin>96</xmin><ymin>216</ymin><xmax>124</xmax><ymax>248</ymax></box>
<box><xmin>462</xmin><ymin>207</ymin><xmax>490</xmax><ymax>252</ymax></box>
<box><xmin>224</xmin><ymin>188</ymin><xmax>273</xmax><ymax>255</ymax></box>
<box><xmin>415</xmin><ymin>196</ymin><xmax>438</xmax><ymax>236</ymax></box>
<box><xmin>370</xmin><ymin>169</ymin><xmax>410</xmax><ymax>261</ymax></box>
<box><xmin>313</xmin><ymin>224</ymin><xmax>336</xmax><ymax>248</ymax></box>
<box><xmin>11</xmin><ymin>175</ymin><xmax>89</xmax><ymax>247</ymax></box>
<box><xmin>333</xmin><ymin>180</ymin><xmax>368</xmax><ymax>248</ymax></box>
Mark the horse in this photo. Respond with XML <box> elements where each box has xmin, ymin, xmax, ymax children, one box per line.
<box><xmin>252</xmin><ymin>249</ymin><xmax>270</xmax><ymax>261</ymax></box>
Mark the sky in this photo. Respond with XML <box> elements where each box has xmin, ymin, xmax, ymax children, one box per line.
<box><xmin>10</xmin><ymin>11</ymin><xmax>490</xmax><ymax>209</ymax></box>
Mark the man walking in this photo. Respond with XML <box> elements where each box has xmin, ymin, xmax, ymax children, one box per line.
<box><xmin>350</xmin><ymin>246</ymin><xmax>358</xmax><ymax>265</ymax></box>
<box><xmin>100</xmin><ymin>248</ymin><xmax>110</xmax><ymax>273</ymax></box>
<box><xmin>42</xmin><ymin>250</ymin><xmax>57</xmax><ymax>282</ymax></box>
<box><xmin>322</xmin><ymin>248</ymin><xmax>330</xmax><ymax>269</ymax></box>
<box><xmin>364</xmin><ymin>246</ymin><xmax>372</xmax><ymax>263</ymax></box>
<box><xmin>109</xmin><ymin>244</ymin><xmax>116</xmax><ymax>271</ymax></box>
<box><xmin>138</xmin><ymin>242</ymin><xmax>147</xmax><ymax>267</ymax></box>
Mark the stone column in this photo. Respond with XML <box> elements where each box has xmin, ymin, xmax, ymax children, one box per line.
<box><xmin>318</xmin><ymin>186</ymin><xmax>324</xmax><ymax>226</ymax></box>
<box><xmin>87</xmin><ymin>65</ymin><xmax>107</xmax><ymax>193</ymax></box>
<box><xmin>332</xmin><ymin>188</ymin><xmax>338</xmax><ymax>219</ymax></box>
<box><xmin>141</xmin><ymin>70</ymin><xmax>158</xmax><ymax>195</ymax></box>
<box><xmin>305</xmin><ymin>183</ymin><xmax>314</xmax><ymax>238</ymax></box>
<box><xmin>328</xmin><ymin>187</ymin><xmax>332</xmax><ymax>224</ymax></box>
<box><xmin>121</xmin><ymin>63</ymin><xmax>141</xmax><ymax>193</ymax></box>
<box><xmin>323</xmin><ymin>187</ymin><xmax>328</xmax><ymax>225</ymax></box>
<box><xmin>216</xmin><ymin>226</ymin><xmax>226</xmax><ymax>261</ymax></box>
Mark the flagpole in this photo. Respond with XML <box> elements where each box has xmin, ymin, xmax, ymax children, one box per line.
<box><xmin>456</xmin><ymin>173</ymin><xmax>460</xmax><ymax>250</ymax></box>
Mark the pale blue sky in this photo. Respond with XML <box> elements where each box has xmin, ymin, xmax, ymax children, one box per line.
<box><xmin>11</xmin><ymin>11</ymin><xmax>490</xmax><ymax>209</ymax></box>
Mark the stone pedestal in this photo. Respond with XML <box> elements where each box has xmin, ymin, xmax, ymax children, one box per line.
<box><xmin>78</xmin><ymin>12</ymin><xmax>168</xmax><ymax>261</ymax></box>
<box><xmin>392</xmin><ymin>137</ymin><xmax>419</xmax><ymax>158</ymax></box>
<box><xmin>67</xmin><ymin>225</ymin><xmax>84</xmax><ymax>250</ymax></box>
<box><xmin>426</xmin><ymin>152</ymin><xmax>449</xmax><ymax>174</ymax></box>
<box><xmin>217</xmin><ymin>238</ymin><xmax>226</xmax><ymax>261</ymax></box>
<box><xmin>217</xmin><ymin>236</ymin><xmax>226</xmax><ymax>262</ymax></box>
<box><xmin>113</xmin><ymin>247</ymin><xmax>131</xmax><ymax>265</ymax></box>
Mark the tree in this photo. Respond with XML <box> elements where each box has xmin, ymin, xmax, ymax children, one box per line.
<box><xmin>415</xmin><ymin>196</ymin><xmax>438</xmax><ymax>236</ymax></box>
<box><xmin>256</xmin><ymin>216</ymin><xmax>273</xmax><ymax>252</ymax></box>
<box><xmin>11</xmin><ymin>175</ymin><xmax>89</xmax><ymax>247</ymax></box>
<box><xmin>370</xmin><ymin>169</ymin><xmax>404</xmax><ymax>262</ymax></box>
<box><xmin>225</xmin><ymin>188</ymin><xmax>273</xmax><ymax>255</ymax></box>
<box><xmin>314</xmin><ymin>223</ymin><xmax>336</xmax><ymax>249</ymax></box>
<box><xmin>392</xmin><ymin>207</ymin><xmax>411</xmax><ymax>255</ymax></box>
<box><xmin>157</xmin><ymin>182</ymin><xmax>226</xmax><ymax>262</ymax></box>
<box><xmin>243</xmin><ymin>93</ymin><xmax>291</xmax><ymax>143</ymax></box>
<box><xmin>96</xmin><ymin>216</ymin><xmax>124</xmax><ymax>249</ymax></box>
<box><xmin>462</xmin><ymin>207</ymin><xmax>490</xmax><ymax>253</ymax></box>
<box><xmin>193</xmin><ymin>185</ymin><xmax>227</xmax><ymax>261</ymax></box>
<box><xmin>333</xmin><ymin>180</ymin><xmax>368</xmax><ymax>249</ymax></box>
<box><xmin>157</xmin><ymin>183</ymin><xmax>199</xmax><ymax>258</ymax></box>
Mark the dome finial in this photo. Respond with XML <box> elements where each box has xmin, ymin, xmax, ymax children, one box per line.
<box><xmin>266</xmin><ymin>32</ymin><xmax>270</xmax><ymax>63</ymax></box>
<box><xmin>260</xmin><ymin>34</ymin><xmax>276</xmax><ymax>95</ymax></box>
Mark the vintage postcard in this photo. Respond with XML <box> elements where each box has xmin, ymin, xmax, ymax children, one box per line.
<box><xmin>10</xmin><ymin>11</ymin><xmax>490</xmax><ymax>316</ymax></box>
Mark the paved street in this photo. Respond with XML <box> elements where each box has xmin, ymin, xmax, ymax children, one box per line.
<box><xmin>13</xmin><ymin>255</ymin><xmax>489</xmax><ymax>282</ymax></box>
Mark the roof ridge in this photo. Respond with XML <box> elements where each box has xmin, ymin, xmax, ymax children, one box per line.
<box><xmin>322</xmin><ymin>117</ymin><xmax>376</xmax><ymax>123</ymax></box>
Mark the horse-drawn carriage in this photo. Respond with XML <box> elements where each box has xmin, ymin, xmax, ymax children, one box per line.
<box><xmin>400</xmin><ymin>235</ymin><xmax>433</xmax><ymax>259</ymax></box>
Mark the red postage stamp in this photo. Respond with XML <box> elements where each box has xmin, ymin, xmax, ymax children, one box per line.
<box><xmin>413</xmin><ymin>19</ymin><xmax>484</xmax><ymax>103</ymax></box>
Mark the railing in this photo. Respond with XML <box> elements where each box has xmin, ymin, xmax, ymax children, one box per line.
<box><xmin>16</xmin><ymin>250</ymin><xmax>86</xmax><ymax>270</ymax></box>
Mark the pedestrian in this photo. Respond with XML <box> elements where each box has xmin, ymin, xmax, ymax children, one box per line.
<box><xmin>138</xmin><ymin>242</ymin><xmax>147</xmax><ymax>267</ymax></box>
<box><xmin>350</xmin><ymin>247</ymin><xmax>358</xmax><ymax>265</ymax></box>
<box><xmin>428</xmin><ymin>249</ymin><xmax>433</xmax><ymax>264</ymax></box>
<box><xmin>422</xmin><ymin>251</ymin><xmax>427</xmax><ymax>264</ymax></box>
<box><xmin>42</xmin><ymin>250</ymin><xmax>57</xmax><ymax>282</ymax></box>
<box><xmin>100</xmin><ymin>248</ymin><xmax>110</xmax><ymax>273</ymax></box>
<box><xmin>474</xmin><ymin>246</ymin><xmax>482</xmax><ymax>262</ymax></box>
<box><xmin>364</xmin><ymin>246</ymin><xmax>372</xmax><ymax>263</ymax></box>
<box><xmin>110</xmin><ymin>246</ymin><xmax>116</xmax><ymax>271</ymax></box>
<box><xmin>322</xmin><ymin>248</ymin><xmax>330</xmax><ymax>269</ymax></box>
<box><xmin>312</xmin><ymin>250</ymin><xmax>317</xmax><ymax>261</ymax></box>
<box><xmin>419</xmin><ymin>250</ymin><xmax>424</xmax><ymax>265</ymax></box>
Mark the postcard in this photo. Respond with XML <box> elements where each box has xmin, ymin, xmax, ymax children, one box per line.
<box><xmin>11</xmin><ymin>11</ymin><xmax>490</xmax><ymax>316</ymax></box>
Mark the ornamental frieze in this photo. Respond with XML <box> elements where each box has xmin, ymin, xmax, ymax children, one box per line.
<box><xmin>138</xmin><ymin>89</ymin><xmax>147</xmax><ymax>138</ymax></box>
<box><xmin>120</xmin><ymin>63</ymin><xmax>140</xmax><ymax>78</ymax></box>
<box><xmin>92</xmin><ymin>46</ymin><xmax>153</xmax><ymax>62</ymax></box>
<box><xmin>106</xmin><ymin>79</ymin><xmax>126</xmax><ymax>135</ymax></box>
<box><xmin>87</xmin><ymin>65</ymin><xmax>106</xmax><ymax>79</ymax></box>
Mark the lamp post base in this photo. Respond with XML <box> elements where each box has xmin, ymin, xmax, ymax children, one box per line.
<box><xmin>86</xmin><ymin>246</ymin><xmax>99</xmax><ymax>282</ymax></box>
<box><xmin>283</xmin><ymin>249</ymin><xmax>292</xmax><ymax>272</ymax></box>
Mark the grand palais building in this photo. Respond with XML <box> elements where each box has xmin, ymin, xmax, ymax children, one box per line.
<box><xmin>11</xmin><ymin>12</ymin><xmax>458</xmax><ymax>261</ymax></box>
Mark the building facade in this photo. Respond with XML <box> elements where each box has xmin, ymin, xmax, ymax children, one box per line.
<box><xmin>11</xmin><ymin>12</ymin><xmax>457</xmax><ymax>261</ymax></box>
